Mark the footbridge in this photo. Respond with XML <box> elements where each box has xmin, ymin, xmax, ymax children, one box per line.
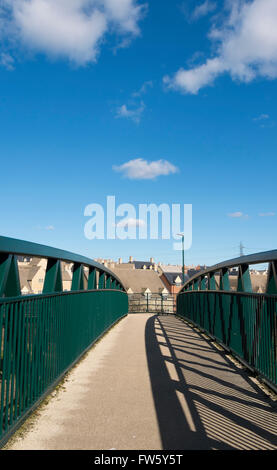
<box><xmin>0</xmin><ymin>236</ymin><xmax>277</xmax><ymax>450</ymax></box>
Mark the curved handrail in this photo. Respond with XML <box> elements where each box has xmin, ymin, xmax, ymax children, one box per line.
<box><xmin>179</xmin><ymin>249</ymin><xmax>277</xmax><ymax>294</ymax></box>
<box><xmin>0</xmin><ymin>235</ymin><xmax>126</xmax><ymax>294</ymax></box>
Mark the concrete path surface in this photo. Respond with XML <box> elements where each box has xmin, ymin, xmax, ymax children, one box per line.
<box><xmin>4</xmin><ymin>314</ymin><xmax>277</xmax><ymax>450</ymax></box>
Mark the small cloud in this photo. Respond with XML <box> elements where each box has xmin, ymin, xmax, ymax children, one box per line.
<box><xmin>132</xmin><ymin>80</ymin><xmax>153</xmax><ymax>97</ymax></box>
<box><xmin>163</xmin><ymin>57</ymin><xmax>225</xmax><ymax>95</ymax></box>
<box><xmin>114</xmin><ymin>80</ymin><xmax>153</xmax><ymax>123</ymax></box>
<box><xmin>35</xmin><ymin>224</ymin><xmax>55</xmax><ymax>231</ymax></box>
<box><xmin>191</xmin><ymin>1</ymin><xmax>217</xmax><ymax>21</ymax></box>
<box><xmin>115</xmin><ymin>101</ymin><xmax>145</xmax><ymax>123</ymax></box>
<box><xmin>258</xmin><ymin>212</ymin><xmax>275</xmax><ymax>217</ymax></box>
<box><xmin>116</xmin><ymin>218</ymin><xmax>145</xmax><ymax>228</ymax></box>
<box><xmin>227</xmin><ymin>212</ymin><xmax>248</xmax><ymax>218</ymax></box>
<box><xmin>113</xmin><ymin>158</ymin><xmax>179</xmax><ymax>180</ymax></box>
<box><xmin>112</xmin><ymin>37</ymin><xmax>133</xmax><ymax>55</ymax></box>
<box><xmin>253</xmin><ymin>114</ymin><xmax>270</xmax><ymax>121</ymax></box>
<box><xmin>253</xmin><ymin>114</ymin><xmax>276</xmax><ymax>129</ymax></box>
<box><xmin>0</xmin><ymin>53</ymin><xmax>15</xmax><ymax>71</ymax></box>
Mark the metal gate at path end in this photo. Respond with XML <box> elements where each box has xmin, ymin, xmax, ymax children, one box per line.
<box><xmin>128</xmin><ymin>293</ymin><xmax>176</xmax><ymax>314</ymax></box>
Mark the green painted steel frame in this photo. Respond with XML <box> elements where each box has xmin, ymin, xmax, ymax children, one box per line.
<box><xmin>177</xmin><ymin>249</ymin><xmax>277</xmax><ymax>391</ymax></box>
<box><xmin>177</xmin><ymin>290</ymin><xmax>277</xmax><ymax>390</ymax></box>
<box><xmin>0</xmin><ymin>254</ymin><xmax>21</xmax><ymax>298</ymax></box>
<box><xmin>180</xmin><ymin>249</ymin><xmax>277</xmax><ymax>294</ymax></box>
<box><xmin>0</xmin><ymin>235</ymin><xmax>126</xmax><ymax>296</ymax></box>
<box><xmin>0</xmin><ymin>236</ymin><xmax>128</xmax><ymax>447</ymax></box>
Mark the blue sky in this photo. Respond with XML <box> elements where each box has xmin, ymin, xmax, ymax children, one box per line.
<box><xmin>0</xmin><ymin>0</ymin><xmax>277</xmax><ymax>267</ymax></box>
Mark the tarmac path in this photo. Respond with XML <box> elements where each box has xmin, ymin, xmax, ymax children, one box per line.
<box><xmin>4</xmin><ymin>314</ymin><xmax>277</xmax><ymax>450</ymax></box>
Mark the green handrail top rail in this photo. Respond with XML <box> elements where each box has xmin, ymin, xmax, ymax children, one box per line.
<box><xmin>0</xmin><ymin>235</ymin><xmax>125</xmax><ymax>290</ymax></box>
<box><xmin>0</xmin><ymin>287</ymin><xmax>126</xmax><ymax>304</ymax></box>
<box><xmin>179</xmin><ymin>249</ymin><xmax>277</xmax><ymax>293</ymax></box>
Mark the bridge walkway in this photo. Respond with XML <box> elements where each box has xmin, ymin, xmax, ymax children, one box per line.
<box><xmin>4</xmin><ymin>314</ymin><xmax>277</xmax><ymax>450</ymax></box>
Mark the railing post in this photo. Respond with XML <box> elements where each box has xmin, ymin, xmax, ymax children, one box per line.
<box><xmin>87</xmin><ymin>267</ymin><xmax>97</xmax><ymax>290</ymax></box>
<box><xmin>43</xmin><ymin>258</ymin><xmax>63</xmax><ymax>293</ymax></box>
<box><xmin>71</xmin><ymin>263</ymin><xmax>84</xmax><ymax>291</ymax></box>
<box><xmin>207</xmin><ymin>272</ymin><xmax>216</xmax><ymax>290</ymax></box>
<box><xmin>106</xmin><ymin>276</ymin><xmax>111</xmax><ymax>289</ymax></box>
<box><xmin>237</xmin><ymin>264</ymin><xmax>252</xmax><ymax>292</ymax></box>
<box><xmin>0</xmin><ymin>254</ymin><xmax>21</xmax><ymax>297</ymax></box>
<box><xmin>219</xmin><ymin>267</ymin><xmax>230</xmax><ymax>291</ymax></box>
<box><xmin>266</xmin><ymin>261</ymin><xmax>277</xmax><ymax>294</ymax></box>
<box><xmin>98</xmin><ymin>271</ymin><xmax>105</xmax><ymax>290</ymax></box>
<box><xmin>200</xmin><ymin>275</ymin><xmax>206</xmax><ymax>290</ymax></box>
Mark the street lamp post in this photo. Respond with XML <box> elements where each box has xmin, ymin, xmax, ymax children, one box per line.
<box><xmin>177</xmin><ymin>233</ymin><xmax>185</xmax><ymax>284</ymax></box>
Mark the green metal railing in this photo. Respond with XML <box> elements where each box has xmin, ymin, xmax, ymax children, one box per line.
<box><xmin>0</xmin><ymin>236</ymin><xmax>128</xmax><ymax>446</ymax></box>
<box><xmin>177</xmin><ymin>251</ymin><xmax>277</xmax><ymax>390</ymax></box>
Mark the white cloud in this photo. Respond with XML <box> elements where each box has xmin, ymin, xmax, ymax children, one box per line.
<box><xmin>258</xmin><ymin>212</ymin><xmax>275</xmax><ymax>217</ymax></box>
<box><xmin>164</xmin><ymin>57</ymin><xmax>224</xmax><ymax>95</ymax></box>
<box><xmin>253</xmin><ymin>113</ymin><xmax>270</xmax><ymax>121</ymax></box>
<box><xmin>228</xmin><ymin>211</ymin><xmax>245</xmax><ymax>218</ymax></box>
<box><xmin>165</xmin><ymin>0</ymin><xmax>277</xmax><ymax>94</ymax></box>
<box><xmin>0</xmin><ymin>52</ymin><xmax>14</xmax><ymax>70</ymax></box>
<box><xmin>115</xmin><ymin>101</ymin><xmax>145</xmax><ymax>123</ymax></box>
<box><xmin>115</xmin><ymin>79</ymin><xmax>153</xmax><ymax>123</ymax></box>
<box><xmin>35</xmin><ymin>224</ymin><xmax>55</xmax><ymax>230</ymax></box>
<box><xmin>0</xmin><ymin>0</ymin><xmax>145</xmax><ymax>65</ymax></box>
<box><xmin>191</xmin><ymin>1</ymin><xmax>217</xmax><ymax>21</ymax></box>
<box><xmin>113</xmin><ymin>158</ymin><xmax>179</xmax><ymax>180</ymax></box>
<box><xmin>103</xmin><ymin>0</ymin><xmax>145</xmax><ymax>35</ymax></box>
<box><xmin>116</xmin><ymin>217</ymin><xmax>145</xmax><ymax>227</ymax></box>
<box><xmin>132</xmin><ymin>80</ymin><xmax>153</xmax><ymax>97</ymax></box>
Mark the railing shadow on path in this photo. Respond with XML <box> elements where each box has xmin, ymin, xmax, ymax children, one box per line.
<box><xmin>145</xmin><ymin>314</ymin><xmax>277</xmax><ymax>451</ymax></box>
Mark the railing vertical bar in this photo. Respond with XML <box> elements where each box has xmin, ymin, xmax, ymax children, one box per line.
<box><xmin>31</xmin><ymin>298</ymin><xmax>39</xmax><ymax>404</ymax></box>
<box><xmin>22</xmin><ymin>300</ymin><xmax>29</xmax><ymax>415</ymax></box>
<box><xmin>15</xmin><ymin>301</ymin><xmax>23</xmax><ymax>420</ymax></box>
<box><xmin>25</xmin><ymin>300</ymin><xmax>31</xmax><ymax>409</ymax></box>
<box><xmin>32</xmin><ymin>299</ymin><xmax>38</xmax><ymax>402</ymax></box>
<box><xmin>0</xmin><ymin>304</ymin><xmax>9</xmax><ymax>434</ymax></box>
<box><xmin>37</xmin><ymin>297</ymin><xmax>44</xmax><ymax>399</ymax></box>
<box><xmin>42</xmin><ymin>296</ymin><xmax>48</xmax><ymax>392</ymax></box>
<box><xmin>0</xmin><ymin>304</ymin><xmax>4</xmax><ymax>438</ymax></box>
<box><xmin>57</xmin><ymin>296</ymin><xmax>61</xmax><ymax>376</ymax></box>
<box><xmin>28</xmin><ymin>300</ymin><xmax>34</xmax><ymax>408</ymax></box>
<box><xmin>9</xmin><ymin>301</ymin><xmax>18</xmax><ymax>426</ymax></box>
<box><xmin>48</xmin><ymin>296</ymin><xmax>54</xmax><ymax>385</ymax></box>
<box><xmin>5</xmin><ymin>302</ymin><xmax>14</xmax><ymax>431</ymax></box>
